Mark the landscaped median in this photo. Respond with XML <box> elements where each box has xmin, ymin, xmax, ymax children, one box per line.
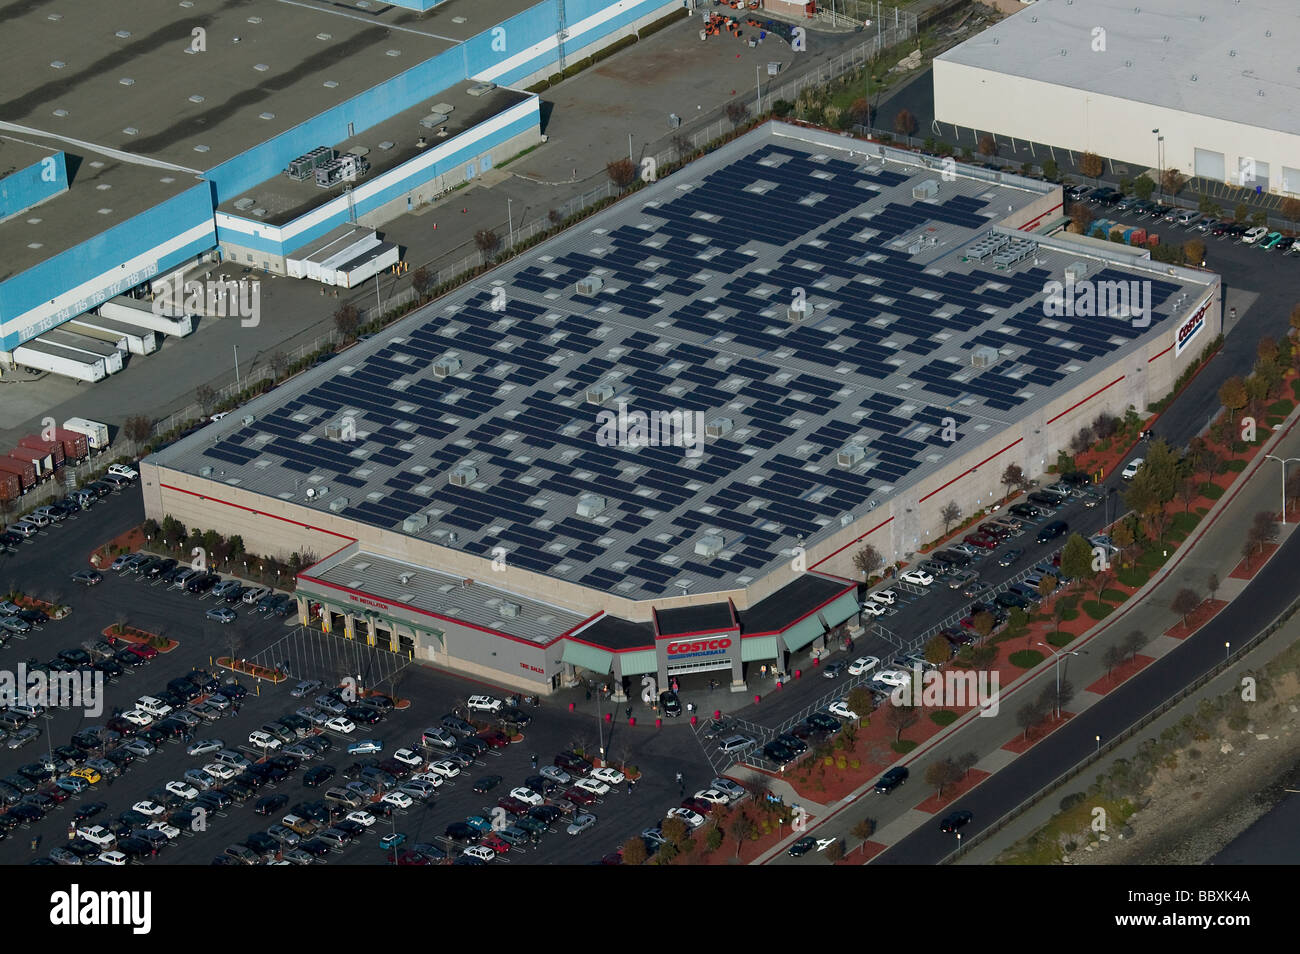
<box><xmin>101</xmin><ymin>622</ymin><xmax>176</xmax><ymax>653</ymax></box>
<box><xmin>216</xmin><ymin>657</ymin><xmax>288</xmax><ymax>683</ymax></box>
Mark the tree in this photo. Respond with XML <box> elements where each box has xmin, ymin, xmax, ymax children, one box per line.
<box><xmin>1177</xmin><ymin>474</ymin><xmax>1198</xmax><ymax>513</ymax></box>
<box><xmin>847</xmin><ymin>98</ymin><xmax>872</xmax><ymax>127</ymax></box>
<box><xmin>977</xmin><ymin>135</ymin><xmax>998</xmax><ymax>159</ymax></box>
<box><xmin>1068</xmin><ymin>202</ymin><xmax>1093</xmax><ymax>233</ymax></box>
<box><xmin>851</xmin><ymin>817</ymin><xmax>876</xmax><ymax>852</ymax></box>
<box><xmin>195</xmin><ymin>384</ymin><xmax>218</xmax><ymax>416</ymax></box>
<box><xmin>1079</xmin><ymin>151</ymin><xmax>1103</xmax><ymax>183</ymax></box>
<box><xmin>1092</xmin><ymin>565</ymin><xmax>1115</xmax><ymax>603</ymax></box>
<box><xmin>1123</xmin><ymin>629</ymin><xmax>1144</xmax><ymax>661</ymax></box>
<box><xmin>622</xmin><ymin>835</ymin><xmax>648</xmax><ymax>866</ymax></box>
<box><xmin>1041</xmin><ymin>158</ymin><xmax>1059</xmax><ymax>182</ymax></box>
<box><xmin>1016</xmin><ymin>700</ymin><xmax>1043</xmax><ymax>739</ymax></box>
<box><xmin>1102</xmin><ymin>644</ymin><xmax>1125</xmax><ymax>677</ymax></box>
<box><xmin>1037</xmin><ymin>574</ymin><xmax>1059</xmax><ymax>599</ymax></box>
<box><xmin>925</xmin><ymin>757</ymin><xmax>961</xmax><ymax>797</ymax></box>
<box><xmin>940</xmin><ymin>501</ymin><xmax>962</xmax><ymax>534</ymax></box>
<box><xmin>847</xmin><ymin>687</ymin><xmax>874</xmax><ymax>724</ymax></box>
<box><xmin>1000</xmin><ymin>464</ymin><xmax>1024</xmax><ymax>501</ymax></box>
<box><xmin>1248</xmin><ymin>510</ymin><xmax>1278</xmax><ymax>553</ymax></box>
<box><xmin>1111</xmin><ymin>521</ymin><xmax>1135</xmax><ymax>565</ymax></box>
<box><xmin>724</xmin><ymin>101</ymin><xmax>750</xmax><ymax>128</ymax></box>
<box><xmin>1059</xmin><ymin>533</ymin><xmax>1095</xmax><ymax>587</ymax></box>
<box><xmin>473</xmin><ymin>228</ymin><xmax>501</xmax><ymax>256</ymax></box>
<box><xmin>886</xmin><ymin>700</ymin><xmax>919</xmax><ymax>743</ymax></box>
<box><xmin>1170</xmin><ymin>587</ymin><xmax>1201</xmax><ymax>625</ymax></box>
<box><xmin>333</xmin><ymin>303</ymin><xmax>360</xmax><ymax>341</ymax></box>
<box><xmin>661</xmin><ymin>816</ymin><xmax>688</xmax><ymax>847</ymax></box>
<box><xmin>410</xmin><ymin>266</ymin><xmax>433</xmax><ymax>300</ymax></box>
<box><xmin>122</xmin><ymin>415</ymin><xmax>153</xmax><ymax>446</ymax></box>
<box><xmin>924</xmin><ymin>634</ymin><xmax>952</xmax><ymax>665</ymax></box>
<box><xmin>1206</xmin><ymin>572</ymin><xmax>1219</xmax><ymax>602</ymax></box>
<box><xmin>893</xmin><ymin>109</ymin><xmax>917</xmax><ymax>138</ymax></box>
<box><xmin>1282</xmin><ymin>197</ymin><xmax>1300</xmax><ymax>231</ymax></box>
<box><xmin>1234</xmin><ymin>202</ymin><xmax>1250</xmax><ymax>223</ymax></box>
<box><xmin>1184</xmin><ymin>238</ymin><xmax>1206</xmax><ymax>266</ymax></box>
<box><xmin>605</xmin><ymin>158</ymin><xmax>637</xmax><ymax>190</ymax></box>
<box><xmin>1161</xmin><ymin>167</ymin><xmax>1186</xmax><ymax>196</ymax></box>
<box><xmin>729</xmin><ymin>814</ymin><xmax>755</xmax><ymax>858</ymax></box>
<box><xmin>852</xmin><ymin>545</ymin><xmax>883</xmax><ymax>580</ymax></box>
<box><xmin>1006</xmin><ymin>605</ymin><xmax>1028</xmax><ymax>640</ymax></box>
<box><xmin>971</xmin><ymin>610</ymin><xmax>995</xmax><ymax>643</ymax></box>
<box><xmin>1133</xmin><ymin>174</ymin><xmax>1155</xmax><ymax>201</ymax></box>
<box><xmin>704</xmin><ymin>826</ymin><xmax>724</xmax><ymax>852</ymax></box>
<box><xmin>824</xmin><ymin>839</ymin><xmax>845</xmax><ymax>863</ymax></box>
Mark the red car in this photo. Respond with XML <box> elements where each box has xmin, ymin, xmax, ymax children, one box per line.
<box><xmin>564</xmin><ymin>787</ymin><xmax>597</xmax><ymax>806</ymax></box>
<box><xmin>127</xmin><ymin>644</ymin><xmax>158</xmax><ymax>660</ymax></box>
<box><xmin>497</xmin><ymin>795</ymin><xmax>532</xmax><ymax>816</ymax></box>
<box><xmin>477</xmin><ymin>730</ymin><xmax>510</xmax><ymax>749</ymax></box>
<box><xmin>43</xmin><ymin>786</ymin><xmax>72</xmax><ymax>804</ymax></box>
<box><xmin>963</xmin><ymin>533</ymin><xmax>998</xmax><ymax>550</ymax></box>
<box><xmin>680</xmin><ymin>796</ymin><xmax>714</xmax><ymax>816</ymax></box>
<box><xmin>392</xmin><ymin>850</ymin><xmax>431</xmax><ymax>865</ymax></box>
<box><xmin>480</xmin><ymin>833</ymin><xmax>511</xmax><ymax>854</ymax></box>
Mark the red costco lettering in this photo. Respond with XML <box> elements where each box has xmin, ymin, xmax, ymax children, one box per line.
<box><xmin>667</xmin><ymin>638</ymin><xmax>732</xmax><ymax>655</ymax></box>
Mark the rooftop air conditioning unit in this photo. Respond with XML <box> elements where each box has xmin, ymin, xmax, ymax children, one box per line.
<box><xmin>971</xmin><ymin>345</ymin><xmax>999</xmax><ymax>369</ymax></box>
<box><xmin>705</xmin><ymin>417</ymin><xmax>734</xmax><ymax>439</ymax></box>
<box><xmin>399</xmin><ymin>572</ymin><xmax>415</xmax><ymax>585</ymax></box>
<box><xmin>694</xmin><ymin>534</ymin><xmax>724</xmax><ymax>559</ymax></box>
<box><xmin>912</xmin><ymin>179</ymin><xmax>939</xmax><ymax>199</ymax></box>
<box><xmin>327</xmin><ymin>496</ymin><xmax>348</xmax><ymax>512</ymax></box>
<box><xmin>576</xmin><ymin>275</ymin><xmax>604</xmax><ymax>296</ymax></box>
<box><xmin>402</xmin><ymin>513</ymin><xmax>429</xmax><ymax>533</ymax></box>
<box><xmin>242</xmin><ymin>415</ymin><xmax>255</xmax><ymax>426</ymax></box>
<box><xmin>499</xmin><ymin>602</ymin><xmax>520</xmax><ymax>619</ymax></box>
<box><xmin>1064</xmin><ymin>260</ymin><xmax>1088</xmax><ymax>283</ymax></box>
<box><xmin>199</xmin><ymin>466</ymin><xmax>213</xmax><ymax>477</ymax></box>
<box><xmin>577</xmin><ymin>494</ymin><xmax>607</xmax><ymax>518</ymax></box>
<box><xmin>586</xmin><ymin>383</ymin><xmax>614</xmax><ymax>405</ymax></box>
<box><xmin>449</xmin><ymin>464</ymin><xmax>478</xmax><ymax>487</ymax></box>
<box><xmin>837</xmin><ymin>444</ymin><xmax>866</xmax><ymax>468</ymax></box>
<box><xmin>433</xmin><ymin>355</ymin><xmax>461</xmax><ymax>378</ymax></box>
<box><xmin>786</xmin><ymin>305</ymin><xmax>808</xmax><ymax>322</ymax></box>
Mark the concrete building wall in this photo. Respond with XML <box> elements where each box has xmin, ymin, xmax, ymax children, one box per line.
<box><xmin>933</xmin><ymin>58</ymin><xmax>1300</xmax><ymax>195</ymax></box>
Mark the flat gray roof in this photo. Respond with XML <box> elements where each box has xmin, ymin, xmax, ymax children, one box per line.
<box><xmin>149</xmin><ymin>122</ymin><xmax>1215</xmax><ymax>602</ymax></box>
<box><xmin>302</xmin><ymin>548</ymin><xmax>588</xmax><ymax>644</ymax></box>
<box><xmin>936</xmin><ymin>0</ymin><xmax>1300</xmax><ymax>138</ymax></box>
<box><xmin>218</xmin><ymin>81</ymin><xmax>531</xmax><ymax>229</ymax></box>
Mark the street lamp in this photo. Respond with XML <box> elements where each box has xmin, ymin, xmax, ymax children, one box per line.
<box><xmin>1152</xmin><ymin>129</ymin><xmax>1163</xmax><ymax>197</ymax></box>
<box><xmin>1263</xmin><ymin>455</ymin><xmax>1300</xmax><ymax>525</ymax></box>
<box><xmin>1104</xmin><ymin>486</ymin><xmax>1117</xmax><ymax>530</ymax></box>
<box><xmin>507</xmin><ymin>198</ymin><xmax>514</xmax><ymax>249</ymax></box>
<box><xmin>1225</xmin><ymin>641</ymin><xmax>1231</xmax><ymax>661</ymax></box>
<box><xmin>1037</xmin><ymin>643</ymin><xmax>1083</xmax><ymax>720</ymax></box>
<box><xmin>1095</xmin><ymin>734</ymin><xmax>1100</xmax><ymax>754</ymax></box>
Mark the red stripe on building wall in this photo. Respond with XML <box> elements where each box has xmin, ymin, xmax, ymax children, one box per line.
<box><xmin>809</xmin><ymin>516</ymin><xmax>894</xmax><ymax>570</ymax></box>
<box><xmin>1148</xmin><ymin>343</ymin><xmax>1174</xmax><ymax>362</ymax></box>
<box><xmin>159</xmin><ymin>483</ymin><xmax>357</xmax><ymax>541</ymax></box>
<box><xmin>1018</xmin><ymin>201</ymin><xmax>1064</xmax><ymax>231</ymax></box>
<box><xmin>1045</xmin><ymin>375</ymin><xmax>1126</xmax><ymax>424</ymax></box>
<box><xmin>918</xmin><ymin>438</ymin><xmax>1024</xmax><ymax>504</ymax></box>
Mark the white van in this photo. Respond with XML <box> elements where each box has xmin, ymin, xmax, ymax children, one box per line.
<box><xmin>719</xmin><ymin>735</ymin><xmax>756</xmax><ymax>755</ymax></box>
<box><xmin>1176</xmin><ymin>210</ymin><xmax>1201</xmax><ymax>227</ymax></box>
<box><xmin>248</xmin><ymin>730</ymin><xmax>281</xmax><ymax>751</ymax></box>
<box><xmin>136</xmin><ymin>696</ymin><xmax>174</xmax><ymax>719</ymax></box>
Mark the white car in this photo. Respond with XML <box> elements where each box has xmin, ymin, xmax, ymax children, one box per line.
<box><xmin>346</xmin><ymin>810</ymin><xmax>376</xmax><ymax>828</ymax></box>
<box><xmin>76</xmin><ymin>825</ymin><xmax>115</xmax><ymax>847</ymax></box>
<box><xmin>136</xmin><ymin>696</ymin><xmax>173</xmax><ymax>719</ymax></box>
<box><xmin>590</xmin><ymin>766</ymin><xmax>625</xmax><ymax>786</ymax></box>
<box><xmin>463</xmin><ymin>844</ymin><xmax>496</xmax><ymax>862</ymax></box>
<box><xmin>186</xmin><ymin>738</ymin><xmax>224</xmax><ymax>757</ymax></box>
<box><xmin>872</xmin><ymin>669</ymin><xmax>911</xmax><ymax>688</ymax></box>
<box><xmin>1121</xmin><ymin>458</ymin><xmax>1144</xmax><ymax>480</ymax></box>
<box><xmin>107</xmin><ymin>463</ymin><xmax>138</xmax><ymax>480</ymax></box>
<box><xmin>146</xmin><ymin>821</ymin><xmax>181</xmax><ymax>841</ymax></box>
<box><xmin>539</xmin><ymin>765</ymin><xmax>571</xmax><ymax>785</ymax></box>
<box><xmin>325</xmin><ymin>717</ymin><xmax>356</xmax><ymax>735</ymax></box>
<box><xmin>692</xmin><ymin>788</ymin><xmax>731</xmax><ymax>806</ymax></box>
<box><xmin>828</xmin><ymin>700</ymin><xmax>859</xmax><ymax>721</ymax></box>
<box><xmin>666</xmin><ymin>807</ymin><xmax>705</xmax><ymax>829</ymax></box>
<box><xmin>132</xmin><ymin>800</ymin><xmax>166</xmax><ymax>817</ymax></box>
<box><xmin>575</xmin><ymin>777</ymin><xmax>610</xmax><ymax>796</ymax></box>
<box><xmin>428</xmin><ymin>760</ymin><xmax>461</xmax><ymax>779</ymax></box>
<box><xmin>410</xmin><ymin>772</ymin><xmax>444</xmax><ymax>788</ymax></box>
<box><xmin>1242</xmin><ymin>226</ymin><xmax>1269</xmax><ymax>244</ymax></box>
<box><xmin>860</xmin><ymin>601</ymin><xmax>888</xmax><ymax>618</ymax></box>
<box><xmin>120</xmin><ymin>709</ymin><xmax>154</xmax><ymax>727</ymax></box>
<box><xmin>510</xmin><ymin>786</ymin><xmax>544</xmax><ymax>805</ymax></box>
<box><xmin>900</xmin><ymin>569</ymin><xmax>934</xmax><ymax>587</ymax></box>
<box><xmin>848</xmin><ymin>655</ymin><xmax>880</xmax><ymax>676</ymax></box>
<box><xmin>392</xmin><ymin>747</ymin><xmax>423</xmax><ymax>768</ymax></box>
<box><xmin>382</xmin><ymin>791</ymin><xmax>413</xmax><ymax>809</ymax></box>
<box><xmin>869</xmin><ymin>589</ymin><xmax>897</xmax><ymax>606</ymax></box>
<box><xmin>165</xmin><ymin>780</ymin><xmax>199</xmax><ymax>800</ymax></box>
<box><xmin>247</xmin><ymin>730</ymin><xmax>282</xmax><ymax>751</ymax></box>
<box><xmin>203</xmin><ymin>762</ymin><xmax>237</xmax><ymax>781</ymax></box>
<box><xmin>466</xmin><ymin>694</ymin><xmax>502</xmax><ymax>713</ymax></box>
<box><xmin>97</xmin><ymin>850</ymin><xmax>127</xmax><ymax>866</ymax></box>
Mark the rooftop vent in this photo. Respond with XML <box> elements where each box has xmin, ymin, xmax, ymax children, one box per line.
<box><xmin>695</xmin><ymin>534</ymin><xmax>725</xmax><ymax>559</ymax></box>
<box><xmin>576</xmin><ymin>275</ymin><xmax>604</xmax><ymax>296</ymax></box>
<box><xmin>585</xmin><ymin>383</ymin><xmax>614</xmax><ymax>405</ymax></box>
<box><xmin>912</xmin><ymin>179</ymin><xmax>940</xmax><ymax>199</ymax></box>
<box><xmin>705</xmin><ymin>417</ymin><xmax>734</xmax><ymax>439</ymax></box>
<box><xmin>399</xmin><ymin>572</ymin><xmax>415</xmax><ymax>585</ymax></box>
<box><xmin>449</xmin><ymin>464</ymin><xmax>478</xmax><ymax>487</ymax></box>
<box><xmin>1064</xmin><ymin>260</ymin><xmax>1088</xmax><ymax>283</ymax></box>
<box><xmin>837</xmin><ymin>444</ymin><xmax>866</xmax><ymax>468</ymax></box>
<box><xmin>787</xmin><ymin>304</ymin><xmax>808</xmax><ymax>322</ymax></box>
<box><xmin>402</xmin><ymin>513</ymin><xmax>429</xmax><ymax>533</ymax></box>
<box><xmin>577</xmin><ymin>494</ymin><xmax>607</xmax><ymax>518</ymax></box>
<box><xmin>199</xmin><ymin>466</ymin><xmax>213</xmax><ymax>477</ymax></box>
<box><xmin>242</xmin><ymin>415</ymin><xmax>255</xmax><ymax>426</ymax></box>
<box><xmin>467</xmin><ymin>83</ymin><xmax>497</xmax><ymax>97</ymax></box>
<box><xmin>327</xmin><ymin>496</ymin><xmax>349</xmax><ymax>513</ymax></box>
<box><xmin>499</xmin><ymin>602</ymin><xmax>521</xmax><ymax>619</ymax></box>
<box><xmin>433</xmin><ymin>355</ymin><xmax>461</xmax><ymax>378</ymax></box>
<box><xmin>971</xmin><ymin>345</ymin><xmax>999</xmax><ymax>369</ymax></box>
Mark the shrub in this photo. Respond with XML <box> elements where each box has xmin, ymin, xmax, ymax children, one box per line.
<box><xmin>930</xmin><ymin>710</ymin><xmax>958</xmax><ymax>726</ymax></box>
<box><xmin>1009</xmin><ymin>650</ymin><xmax>1045</xmax><ymax>668</ymax></box>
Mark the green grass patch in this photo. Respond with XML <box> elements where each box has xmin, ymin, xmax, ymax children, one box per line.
<box><xmin>891</xmin><ymin>740</ymin><xmax>918</xmax><ymax>754</ymax></box>
<box><xmin>1045</xmin><ymin>630</ymin><xmax>1074</xmax><ymax>648</ymax></box>
<box><xmin>1081</xmin><ymin>600</ymin><xmax>1114</xmax><ymax>621</ymax></box>
<box><xmin>1267</xmin><ymin>399</ymin><xmax>1294</xmax><ymax>416</ymax></box>
<box><xmin>1170</xmin><ymin>512</ymin><xmax>1201</xmax><ymax>536</ymax></box>
<box><xmin>1009</xmin><ymin>649</ymin><xmax>1045</xmax><ymax>668</ymax></box>
<box><xmin>1137</xmin><ymin>548</ymin><xmax>1169</xmax><ymax>570</ymax></box>
<box><xmin>930</xmin><ymin>710</ymin><xmax>958</xmax><ymax>727</ymax></box>
<box><xmin>1055</xmin><ymin>595</ymin><xmax>1080</xmax><ymax>621</ymax></box>
<box><xmin>1226</xmin><ymin>458</ymin><xmax>1247</xmax><ymax>472</ymax></box>
<box><xmin>1101</xmin><ymin>588</ymin><xmax>1129</xmax><ymax>603</ymax></box>
<box><xmin>1117</xmin><ymin>566</ymin><xmax>1150</xmax><ymax>587</ymax></box>
<box><xmin>496</xmin><ymin>144</ymin><xmax>540</xmax><ymax>168</ymax></box>
<box><xmin>1199</xmin><ymin>482</ymin><xmax>1225</xmax><ymax>500</ymax></box>
<box><xmin>998</xmin><ymin>797</ymin><xmax>1138</xmax><ymax>865</ymax></box>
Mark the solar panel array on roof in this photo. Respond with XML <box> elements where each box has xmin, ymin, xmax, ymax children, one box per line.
<box><xmin>167</xmin><ymin>128</ymin><xmax>1206</xmax><ymax>602</ymax></box>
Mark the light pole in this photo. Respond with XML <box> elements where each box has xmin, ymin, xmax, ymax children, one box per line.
<box><xmin>1264</xmin><ymin>455</ymin><xmax>1300</xmax><ymax>524</ymax></box>
<box><xmin>1037</xmin><ymin>643</ymin><xmax>1083</xmax><ymax>720</ymax></box>
<box><xmin>1095</xmin><ymin>734</ymin><xmax>1100</xmax><ymax>754</ymax></box>
<box><xmin>233</xmin><ymin>344</ymin><xmax>241</xmax><ymax>390</ymax></box>
<box><xmin>507</xmin><ymin>198</ymin><xmax>514</xmax><ymax>248</ymax></box>
<box><xmin>1152</xmin><ymin>129</ymin><xmax>1163</xmax><ymax>198</ymax></box>
<box><xmin>596</xmin><ymin>685</ymin><xmax>605</xmax><ymax>762</ymax></box>
<box><xmin>1225</xmin><ymin>641</ymin><xmax>1231</xmax><ymax>661</ymax></box>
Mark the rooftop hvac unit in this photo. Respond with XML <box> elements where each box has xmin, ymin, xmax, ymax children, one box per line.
<box><xmin>576</xmin><ymin>275</ymin><xmax>604</xmax><ymax>296</ymax></box>
<box><xmin>705</xmin><ymin>417</ymin><xmax>734</xmax><ymax>439</ymax></box>
<box><xmin>837</xmin><ymin>444</ymin><xmax>866</xmax><ymax>468</ymax></box>
<box><xmin>1064</xmin><ymin>260</ymin><xmax>1088</xmax><ymax>283</ymax></box>
<box><xmin>466</xmin><ymin>83</ymin><xmax>496</xmax><ymax>97</ymax></box>
<box><xmin>787</xmin><ymin>305</ymin><xmax>808</xmax><ymax>322</ymax></box>
<box><xmin>325</xmin><ymin>421</ymin><xmax>348</xmax><ymax>440</ymax></box>
<box><xmin>971</xmin><ymin>345</ymin><xmax>999</xmax><ymax>369</ymax></box>
<box><xmin>433</xmin><ymin>355</ymin><xmax>461</xmax><ymax>378</ymax></box>
<box><xmin>912</xmin><ymin>179</ymin><xmax>940</xmax><ymax>199</ymax></box>
<box><xmin>242</xmin><ymin>415</ymin><xmax>255</xmax><ymax>426</ymax></box>
<box><xmin>399</xmin><ymin>572</ymin><xmax>415</xmax><ymax>584</ymax></box>
<box><xmin>199</xmin><ymin>466</ymin><xmax>213</xmax><ymax>477</ymax></box>
<box><xmin>586</xmin><ymin>383</ymin><xmax>614</xmax><ymax>405</ymax></box>
<box><xmin>327</xmin><ymin>496</ymin><xmax>348</xmax><ymax>512</ymax></box>
<box><xmin>419</xmin><ymin>112</ymin><xmax>450</xmax><ymax>130</ymax></box>
<box><xmin>449</xmin><ymin>464</ymin><xmax>478</xmax><ymax>487</ymax></box>
<box><xmin>430</xmin><ymin>103</ymin><xmax>455</xmax><ymax>115</ymax></box>
<box><xmin>695</xmin><ymin>534</ymin><xmax>725</xmax><ymax>559</ymax></box>
<box><xmin>233</xmin><ymin>197</ymin><xmax>256</xmax><ymax>211</ymax></box>
<box><xmin>499</xmin><ymin>602</ymin><xmax>520</xmax><ymax>619</ymax></box>
<box><xmin>577</xmin><ymin>494</ymin><xmax>607</xmax><ymax>518</ymax></box>
<box><xmin>402</xmin><ymin>513</ymin><xmax>429</xmax><ymax>533</ymax></box>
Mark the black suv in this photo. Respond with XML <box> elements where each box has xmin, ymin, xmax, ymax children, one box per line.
<box><xmin>303</xmin><ymin>765</ymin><xmax>336</xmax><ymax>788</ymax></box>
<box><xmin>1036</xmin><ymin>520</ymin><xmax>1068</xmax><ymax>544</ymax></box>
<box><xmin>875</xmin><ymin>766</ymin><xmax>909</xmax><ymax>794</ymax></box>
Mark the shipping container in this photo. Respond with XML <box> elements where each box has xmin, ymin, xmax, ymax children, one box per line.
<box><xmin>4</xmin><ymin>451</ymin><xmax>44</xmax><ymax>482</ymax></box>
<box><xmin>62</xmin><ymin>417</ymin><xmax>110</xmax><ymax>453</ymax></box>
<box><xmin>12</xmin><ymin>443</ymin><xmax>54</xmax><ymax>476</ymax></box>
<box><xmin>1129</xmin><ymin>228</ymin><xmax>1147</xmax><ymax>246</ymax></box>
<box><xmin>53</xmin><ymin>428</ymin><xmax>89</xmax><ymax>464</ymax></box>
<box><xmin>99</xmin><ymin>298</ymin><xmax>195</xmax><ymax>338</ymax></box>
<box><xmin>10</xmin><ymin>339</ymin><xmax>107</xmax><ymax>383</ymax></box>
<box><xmin>0</xmin><ymin>469</ymin><xmax>20</xmax><ymax>504</ymax></box>
<box><xmin>20</xmin><ymin>435</ymin><xmax>65</xmax><ymax>470</ymax></box>
<box><xmin>1147</xmin><ymin>233</ymin><xmax>1160</xmax><ymax>247</ymax></box>
<box><xmin>0</xmin><ymin>457</ymin><xmax>36</xmax><ymax>491</ymax></box>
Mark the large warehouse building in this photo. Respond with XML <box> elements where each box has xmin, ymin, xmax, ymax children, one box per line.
<box><xmin>933</xmin><ymin>0</ymin><xmax>1300</xmax><ymax>195</ymax></box>
<box><xmin>0</xmin><ymin>0</ymin><xmax>685</xmax><ymax>358</ymax></box>
<box><xmin>142</xmin><ymin>122</ymin><xmax>1220</xmax><ymax>695</ymax></box>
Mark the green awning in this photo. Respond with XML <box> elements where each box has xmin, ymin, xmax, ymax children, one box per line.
<box><xmin>616</xmin><ymin>650</ymin><xmax>658</xmax><ymax>676</ymax></box>
<box><xmin>781</xmin><ymin>615</ymin><xmax>827</xmax><ymax>653</ymax></box>
<box><xmin>741</xmin><ymin>636</ymin><xmax>779</xmax><ymax>662</ymax></box>
<box><xmin>819</xmin><ymin>591</ymin><xmax>861</xmax><ymax>629</ymax></box>
<box><xmin>561</xmin><ymin>641</ymin><xmax>614</xmax><ymax>674</ymax></box>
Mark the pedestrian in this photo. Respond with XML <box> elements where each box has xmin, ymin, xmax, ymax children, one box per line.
<box><xmin>30</xmin><ymin>836</ymin><xmax>40</xmax><ymax>853</ymax></box>
<box><xmin>625</xmin><ymin>705</ymin><xmax>633</xmax><ymax>720</ymax></box>
<box><xmin>530</xmin><ymin>753</ymin><xmax>538</xmax><ymax>769</ymax></box>
<box><xmin>585</xmin><ymin>687</ymin><xmax>592</xmax><ymax>701</ymax></box>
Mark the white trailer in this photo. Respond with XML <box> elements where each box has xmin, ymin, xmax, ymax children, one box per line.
<box><xmin>8</xmin><ymin>339</ymin><xmax>107</xmax><ymax>383</ymax></box>
<box><xmin>62</xmin><ymin>417</ymin><xmax>111</xmax><ymax>452</ymax></box>
<box><xmin>99</xmin><ymin>297</ymin><xmax>196</xmax><ymax>338</ymax></box>
<box><xmin>286</xmin><ymin>225</ymin><xmax>399</xmax><ymax>288</ymax></box>
<box><xmin>66</xmin><ymin>315</ymin><xmax>159</xmax><ymax>355</ymax></box>
<box><xmin>40</xmin><ymin>329</ymin><xmax>125</xmax><ymax>374</ymax></box>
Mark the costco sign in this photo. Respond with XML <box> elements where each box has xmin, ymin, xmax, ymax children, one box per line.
<box><xmin>666</xmin><ymin>637</ymin><xmax>732</xmax><ymax>659</ymax></box>
<box><xmin>1174</xmin><ymin>296</ymin><xmax>1213</xmax><ymax>358</ymax></box>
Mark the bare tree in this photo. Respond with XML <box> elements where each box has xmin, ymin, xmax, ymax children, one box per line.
<box><xmin>940</xmin><ymin>501</ymin><xmax>962</xmax><ymax>534</ymax></box>
<box><xmin>852</xmin><ymin>545</ymin><xmax>882</xmax><ymax>580</ymax></box>
<box><xmin>1102</xmin><ymin>644</ymin><xmax>1125</xmax><ymax>677</ymax></box>
<box><xmin>1170</xmin><ymin>587</ymin><xmax>1201</xmax><ymax>626</ymax></box>
<box><xmin>195</xmin><ymin>384</ymin><xmax>218</xmax><ymax>416</ymax></box>
<box><xmin>333</xmin><ymin>303</ymin><xmax>360</xmax><ymax>341</ymax></box>
<box><xmin>893</xmin><ymin>109</ymin><xmax>917</xmax><ymax>138</ymax></box>
<box><xmin>410</xmin><ymin>266</ymin><xmax>434</xmax><ymax>299</ymax></box>
<box><xmin>724</xmin><ymin>101</ymin><xmax>750</xmax><ymax>128</ymax></box>
<box><xmin>474</xmin><ymin>228</ymin><xmax>501</xmax><ymax>257</ymax></box>
<box><xmin>886</xmin><ymin>702</ymin><xmax>919</xmax><ymax>743</ymax></box>
<box><xmin>606</xmin><ymin>158</ymin><xmax>637</xmax><ymax>191</ymax></box>
<box><xmin>977</xmin><ymin>134</ymin><xmax>998</xmax><ymax>158</ymax></box>
<box><xmin>270</xmin><ymin>351</ymin><xmax>290</xmax><ymax>380</ymax></box>
<box><xmin>1015</xmin><ymin>700</ymin><xmax>1043</xmax><ymax>740</ymax></box>
<box><xmin>122</xmin><ymin>415</ymin><xmax>154</xmax><ymax>446</ymax></box>
<box><xmin>1122</xmin><ymin>629</ymin><xmax>1145</xmax><ymax>662</ymax></box>
<box><xmin>1206</xmin><ymin>572</ymin><xmax>1219</xmax><ymax>602</ymax></box>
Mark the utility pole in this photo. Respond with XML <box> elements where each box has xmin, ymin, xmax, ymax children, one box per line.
<box><xmin>233</xmin><ymin>344</ymin><xmax>241</xmax><ymax>390</ymax></box>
